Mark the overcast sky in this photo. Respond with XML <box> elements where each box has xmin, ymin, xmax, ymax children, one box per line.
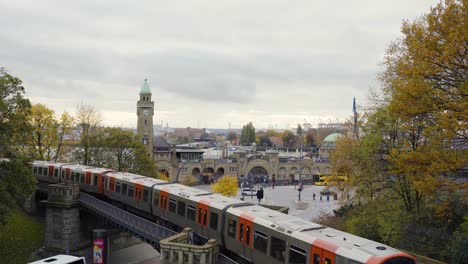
<box><xmin>1</xmin><ymin>0</ymin><xmax>439</xmax><ymax>129</ymax></box>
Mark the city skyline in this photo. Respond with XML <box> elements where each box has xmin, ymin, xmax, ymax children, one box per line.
<box><xmin>1</xmin><ymin>0</ymin><xmax>439</xmax><ymax>129</ymax></box>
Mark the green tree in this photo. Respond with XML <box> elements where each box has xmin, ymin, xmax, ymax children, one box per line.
<box><xmin>240</xmin><ymin>122</ymin><xmax>255</xmax><ymax>145</ymax></box>
<box><xmin>305</xmin><ymin>130</ymin><xmax>315</xmax><ymax>147</ymax></box>
<box><xmin>281</xmin><ymin>130</ymin><xmax>296</xmax><ymax>147</ymax></box>
<box><xmin>227</xmin><ymin>131</ymin><xmax>238</xmax><ymax>142</ymax></box>
<box><xmin>258</xmin><ymin>135</ymin><xmax>272</xmax><ymax>147</ymax></box>
<box><xmin>0</xmin><ymin>67</ymin><xmax>31</xmax><ymax>157</ymax></box>
<box><xmin>54</xmin><ymin>111</ymin><xmax>74</xmax><ymax>162</ymax></box>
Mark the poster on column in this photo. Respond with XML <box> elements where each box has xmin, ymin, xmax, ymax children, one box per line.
<box><xmin>93</xmin><ymin>238</ymin><xmax>104</xmax><ymax>264</ymax></box>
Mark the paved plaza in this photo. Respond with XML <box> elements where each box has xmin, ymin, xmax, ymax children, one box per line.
<box><xmin>194</xmin><ymin>184</ymin><xmax>344</xmax><ymax>222</ymax></box>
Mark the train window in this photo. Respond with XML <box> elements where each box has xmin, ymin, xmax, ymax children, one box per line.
<box><xmin>39</xmin><ymin>167</ymin><xmax>43</xmax><ymax>175</ymax></box>
<box><xmin>122</xmin><ymin>184</ymin><xmax>128</xmax><ymax>195</ymax></box>
<box><xmin>198</xmin><ymin>208</ymin><xmax>202</xmax><ymax>224</ymax></box>
<box><xmin>33</xmin><ymin>166</ymin><xmax>38</xmax><ymax>174</ymax></box>
<box><xmin>54</xmin><ymin>169</ymin><xmax>59</xmax><ymax>177</ymax></box>
<box><xmin>289</xmin><ymin>245</ymin><xmax>306</xmax><ymax>264</ymax></box>
<box><xmin>313</xmin><ymin>254</ymin><xmax>320</xmax><ymax>264</ymax></box>
<box><xmin>128</xmin><ymin>187</ymin><xmax>134</xmax><ymax>197</ymax></box>
<box><xmin>239</xmin><ymin>224</ymin><xmax>244</xmax><ymax>242</ymax></box>
<box><xmin>203</xmin><ymin>210</ymin><xmax>207</xmax><ymax>226</ymax></box>
<box><xmin>254</xmin><ymin>231</ymin><xmax>268</xmax><ymax>253</ymax></box>
<box><xmin>93</xmin><ymin>174</ymin><xmax>98</xmax><ymax>186</ymax></box>
<box><xmin>245</xmin><ymin>227</ymin><xmax>251</xmax><ymax>246</ymax></box>
<box><xmin>187</xmin><ymin>205</ymin><xmax>196</xmax><ymax>221</ymax></box>
<box><xmin>324</xmin><ymin>258</ymin><xmax>332</xmax><ymax>264</ymax></box>
<box><xmin>116</xmin><ymin>182</ymin><xmax>121</xmax><ymax>193</ymax></box>
<box><xmin>169</xmin><ymin>199</ymin><xmax>177</xmax><ymax>213</ymax></box>
<box><xmin>153</xmin><ymin>193</ymin><xmax>159</xmax><ymax>206</ymax></box>
<box><xmin>177</xmin><ymin>201</ymin><xmax>186</xmax><ymax>216</ymax></box>
<box><xmin>43</xmin><ymin>168</ymin><xmax>48</xmax><ymax>176</ymax></box>
<box><xmin>80</xmin><ymin>174</ymin><xmax>85</xmax><ymax>183</ymax></box>
<box><xmin>228</xmin><ymin>219</ymin><xmax>236</xmax><ymax>238</ymax></box>
<box><xmin>143</xmin><ymin>190</ymin><xmax>149</xmax><ymax>202</ymax></box>
<box><xmin>270</xmin><ymin>236</ymin><xmax>286</xmax><ymax>261</ymax></box>
<box><xmin>209</xmin><ymin>212</ymin><xmax>218</xmax><ymax>230</ymax></box>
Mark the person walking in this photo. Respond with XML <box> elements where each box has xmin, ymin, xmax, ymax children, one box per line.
<box><xmin>256</xmin><ymin>187</ymin><xmax>264</xmax><ymax>205</ymax></box>
<box><xmin>313</xmin><ymin>193</ymin><xmax>316</xmax><ymax>200</ymax></box>
<box><xmin>320</xmin><ymin>195</ymin><xmax>322</xmax><ymax>201</ymax></box>
<box><xmin>327</xmin><ymin>194</ymin><xmax>330</xmax><ymax>201</ymax></box>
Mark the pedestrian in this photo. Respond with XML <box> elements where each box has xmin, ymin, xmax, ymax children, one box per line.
<box><xmin>320</xmin><ymin>195</ymin><xmax>322</xmax><ymax>201</ymax></box>
<box><xmin>327</xmin><ymin>194</ymin><xmax>330</xmax><ymax>201</ymax></box>
<box><xmin>256</xmin><ymin>187</ymin><xmax>264</xmax><ymax>205</ymax></box>
<box><xmin>313</xmin><ymin>193</ymin><xmax>316</xmax><ymax>200</ymax></box>
<box><xmin>188</xmin><ymin>232</ymin><xmax>194</xmax><ymax>245</ymax></box>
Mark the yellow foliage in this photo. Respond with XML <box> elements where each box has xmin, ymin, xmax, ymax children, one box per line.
<box><xmin>159</xmin><ymin>173</ymin><xmax>170</xmax><ymax>182</ymax></box>
<box><xmin>211</xmin><ymin>176</ymin><xmax>239</xmax><ymax>197</ymax></box>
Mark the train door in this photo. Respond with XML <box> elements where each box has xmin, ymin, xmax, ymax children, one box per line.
<box><xmin>197</xmin><ymin>202</ymin><xmax>209</xmax><ymax>228</ymax></box>
<box><xmin>238</xmin><ymin>214</ymin><xmax>254</xmax><ymax>260</ymax></box>
<box><xmin>311</xmin><ymin>240</ymin><xmax>337</xmax><ymax>264</ymax></box>
<box><xmin>160</xmin><ymin>189</ymin><xmax>169</xmax><ymax>213</ymax></box>
<box><xmin>134</xmin><ymin>184</ymin><xmax>143</xmax><ymax>208</ymax></box>
<box><xmin>85</xmin><ymin>172</ymin><xmax>92</xmax><ymax>186</ymax></box>
<box><xmin>98</xmin><ymin>173</ymin><xmax>104</xmax><ymax>193</ymax></box>
<box><xmin>65</xmin><ymin>168</ymin><xmax>71</xmax><ymax>181</ymax></box>
<box><xmin>48</xmin><ymin>165</ymin><xmax>54</xmax><ymax>177</ymax></box>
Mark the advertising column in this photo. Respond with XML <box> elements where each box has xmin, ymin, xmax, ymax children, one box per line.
<box><xmin>92</xmin><ymin>229</ymin><xmax>109</xmax><ymax>264</ymax></box>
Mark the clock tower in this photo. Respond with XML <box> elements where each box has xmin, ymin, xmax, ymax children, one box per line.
<box><xmin>137</xmin><ymin>79</ymin><xmax>154</xmax><ymax>157</ymax></box>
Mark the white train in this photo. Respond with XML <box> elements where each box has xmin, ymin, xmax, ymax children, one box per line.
<box><xmin>33</xmin><ymin>161</ymin><xmax>416</xmax><ymax>264</ymax></box>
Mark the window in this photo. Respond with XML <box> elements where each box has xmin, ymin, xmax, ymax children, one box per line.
<box><xmin>128</xmin><ymin>187</ymin><xmax>134</xmax><ymax>197</ymax></box>
<box><xmin>69</xmin><ymin>259</ymin><xmax>86</xmax><ymax>264</ymax></box>
<box><xmin>177</xmin><ymin>201</ymin><xmax>186</xmax><ymax>216</ymax></box>
<box><xmin>254</xmin><ymin>231</ymin><xmax>268</xmax><ymax>253</ymax></box>
<box><xmin>143</xmin><ymin>189</ymin><xmax>149</xmax><ymax>202</ymax></box>
<box><xmin>169</xmin><ymin>199</ymin><xmax>177</xmax><ymax>213</ymax></box>
<box><xmin>38</xmin><ymin>167</ymin><xmax>43</xmax><ymax>175</ymax></box>
<box><xmin>270</xmin><ymin>236</ymin><xmax>286</xmax><ymax>261</ymax></box>
<box><xmin>122</xmin><ymin>184</ymin><xmax>128</xmax><ymax>195</ymax></box>
<box><xmin>187</xmin><ymin>205</ymin><xmax>196</xmax><ymax>221</ymax></box>
<box><xmin>198</xmin><ymin>208</ymin><xmax>203</xmax><ymax>224</ymax></box>
<box><xmin>80</xmin><ymin>174</ymin><xmax>85</xmax><ymax>183</ymax></box>
<box><xmin>43</xmin><ymin>168</ymin><xmax>48</xmax><ymax>176</ymax></box>
<box><xmin>210</xmin><ymin>212</ymin><xmax>218</xmax><ymax>230</ymax></box>
<box><xmin>324</xmin><ymin>258</ymin><xmax>332</xmax><ymax>264</ymax></box>
<box><xmin>203</xmin><ymin>210</ymin><xmax>207</xmax><ymax>226</ymax></box>
<box><xmin>245</xmin><ymin>226</ymin><xmax>251</xmax><ymax>246</ymax></box>
<box><xmin>54</xmin><ymin>169</ymin><xmax>59</xmax><ymax>177</ymax></box>
<box><xmin>153</xmin><ymin>193</ymin><xmax>159</xmax><ymax>206</ymax></box>
<box><xmin>289</xmin><ymin>245</ymin><xmax>307</xmax><ymax>264</ymax></box>
<box><xmin>33</xmin><ymin>166</ymin><xmax>38</xmax><ymax>174</ymax></box>
<box><xmin>115</xmin><ymin>182</ymin><xmax>121</xmax><ymax>193</ymax></box>
<box><xmin>93</xmin><ymin>174</ymin><xmax>98</xmax><ymax>186</ymax></box>
<box><xmin>314</xmin><ymin>254</ymin><xmax>320</xmax><ymax>264</ymax></box>
<box><xmin>239</xmin><ymin>224</ymin><xmax>244</xmax><ymax>242</ymax></box>
<box><xmin>228</xmin><ymin>219</ymin><xmax>236</xmax><ymax>238</ymax></box>
<box><xmin>145</xmin><ymin>119</ymin><xmax>147</xmax><ymax>125</ymax></box>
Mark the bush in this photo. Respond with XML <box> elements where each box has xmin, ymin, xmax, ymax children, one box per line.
<box><xmin>211</xmin><ymin>176</ymin><xmax>239</xmax><ymax>197</ymax></box>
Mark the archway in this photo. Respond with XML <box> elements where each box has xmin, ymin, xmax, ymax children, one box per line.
<box><xmin>215</xmin><ymin>167</ymin><xmax>224</xmax><ymax>179</ymax></box>
<box><xmin>202</xmin><ymin>167</ymin><xmax>214</xmax><ymax>184</ymax></box>
<box><xmin>246</xmin><ymin>166</ymin><xmax>268</xmax><ymax>185</ymax></box>
<box><xmin>192</xmin><ymin>168</ymin><xmax>201</xmax><ymax>177</ymax></box>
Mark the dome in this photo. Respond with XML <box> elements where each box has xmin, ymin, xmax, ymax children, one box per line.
<box><xmin>323</xmin><ymin>133</ymin><xmax>344</xmax><ymax>143</ymax></box>
<box><xmin>140</xmin><ymin>79</ymin><xmax>151</xmax><ymax>94</ymax></box>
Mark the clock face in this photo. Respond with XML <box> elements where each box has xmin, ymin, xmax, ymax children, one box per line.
<box><xmin>143</xmin><ymin>110</ymin><xmax>149</xmax><ymax>116</ymax></box>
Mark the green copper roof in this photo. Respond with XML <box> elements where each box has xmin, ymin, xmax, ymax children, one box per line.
<box><xmin>323</xmin><ymin>133</ymin><xmax>344</xmax><ymax>143</ymax></box>
<box><xmin>140</xmin><ymin>79</ymin><xmax>151</xmax><ymax>94</ymax></box>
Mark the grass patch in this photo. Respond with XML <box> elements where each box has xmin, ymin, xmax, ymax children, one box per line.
<box><xmin>0</xmin><ymin>210</ymin><xmax>45</xmax><ymax>264</ymax></box>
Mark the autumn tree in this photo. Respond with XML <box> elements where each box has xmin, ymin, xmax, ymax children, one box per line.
<box><xmin>28</xmin><ymin>104</ymin><xmax>58</xmax><ymax>160</ymax></box>
<box><xmin>226</xmin><ymin>131</ymin><xmax>238</xmax><ymax>142</ymax></box>
<box><xmin>54</xmin><ymin>111</ymin><xmax>74</xmax><ymax>162</ymax></box>
<box><xmin>211</xmin><ymin>176</ymin><xmax>238</xmax><ymax>197</ymax></box>
<box><xmin>240</xmin><ymin>122</ymin><xmax>255</xmax><ymax>145</ymax></box>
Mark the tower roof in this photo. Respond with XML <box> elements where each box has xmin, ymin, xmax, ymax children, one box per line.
<box><xmin>140</xmin><ymin>79</ymin><xmax>151</xmax><ymax>94</ymax></box>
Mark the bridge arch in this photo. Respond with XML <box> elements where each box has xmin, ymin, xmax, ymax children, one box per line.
<box><xmin>202</xmin><ymin>167</ymin><xmax>214</xmax><ymax>184</ymax></box>
<box><xmin>215</xmin><ymin>167</ymin><xmax>225</xmax><ymax>179</ymax></box>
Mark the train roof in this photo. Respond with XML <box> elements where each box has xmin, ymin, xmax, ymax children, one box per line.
<box><xmin>107</xmin><ymin>172</ymin><xmax>167</xmax><ymax>187</ymax></box>
<box><xmin>32</xmin><ymin>160</ymin><xmax>71</xmax><ymax>167</ymax></box>
<box><xmin>62</xmin><ymin>164</ymin><xmax>112</xmax><ymax>174</ymax></box>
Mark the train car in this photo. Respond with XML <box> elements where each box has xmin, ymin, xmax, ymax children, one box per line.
<box><xmin>32</xmin><ymin>161</ymin><xmax>69</xmax><ymax>184</ymax></box>
<box><xmin>60</xmin><ymin>164</ymin><xmax>113</xmax><ymax>193</ymax></box>
<box><xmin>104</xmin><ymin>172</ymin><xmax>167</xmax><ymax>214</ymax></box>
<box><xmin>224</xmin><ymin>204</ymin><xmax>416</xmax><ymax>264</ymax></box>
<box><xmin>32</xmin><ymin>161</ymin><xmax>417</xmax><ymax>264</ymax></box>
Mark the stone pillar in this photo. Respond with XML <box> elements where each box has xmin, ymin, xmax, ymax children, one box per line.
<box><xmin>42</xmin><ymin>183</ymin><xmax>81</xmax><ymax>253</ymax></box>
